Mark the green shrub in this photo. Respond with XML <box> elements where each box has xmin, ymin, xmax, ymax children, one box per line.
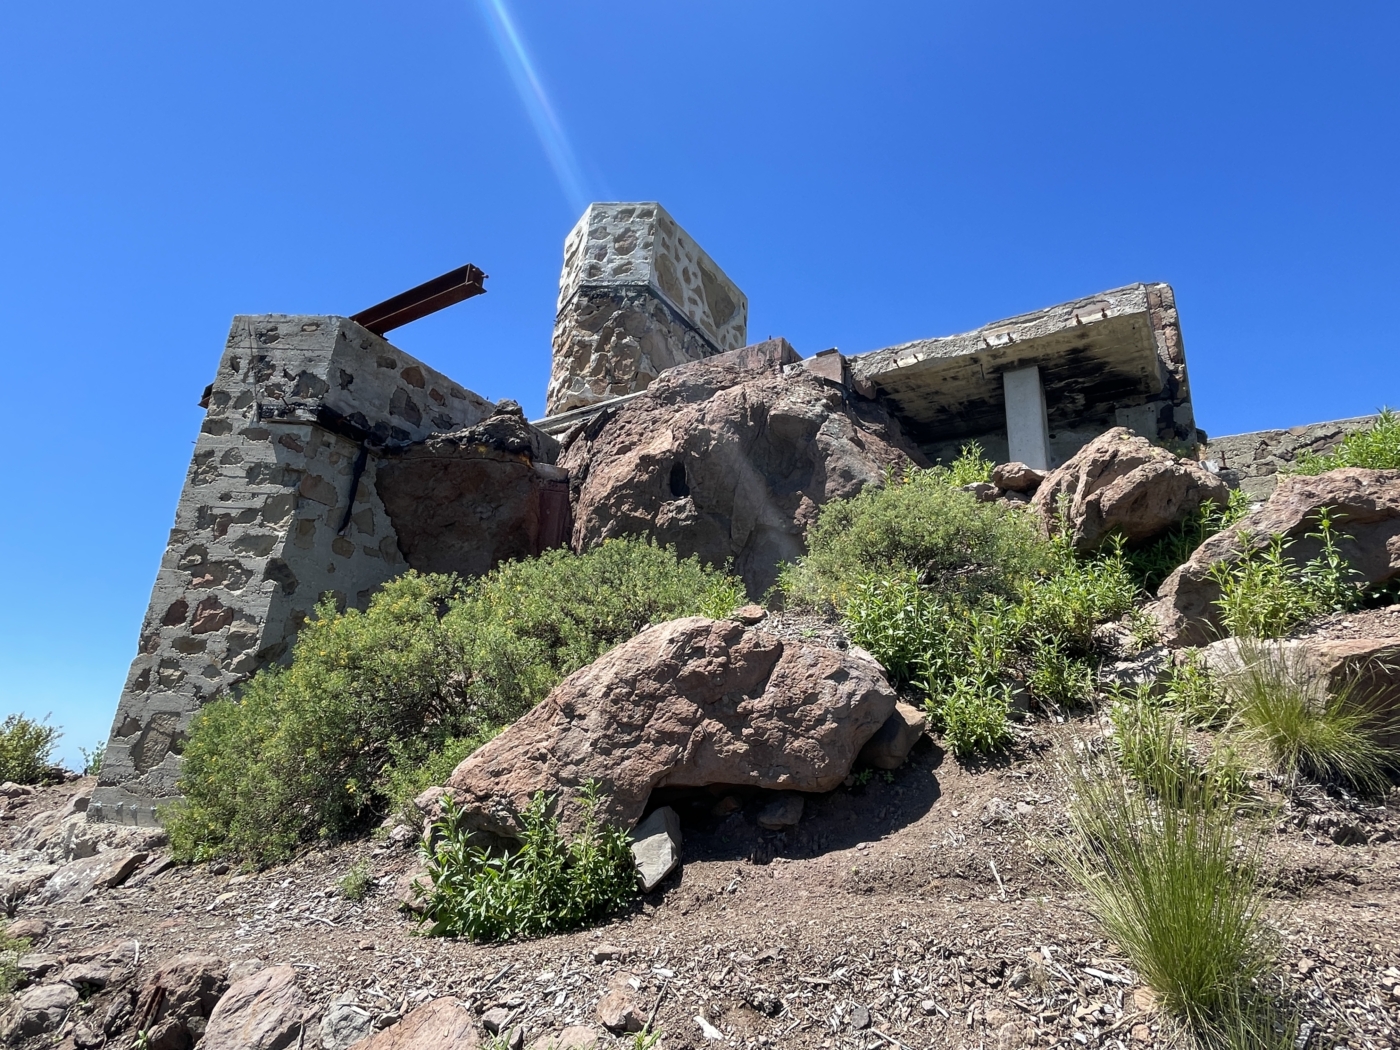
<box><xmin>0</xmin><ymin>714</ymin><xmax>59</xmax><ymax>785</ymax></box>
<box><xmin>383</xmin><ymin>730</ymin><xmax>500</xmax><ymax>825</ymax></box>
<box><xmin>1027</xmin><ymin>640</ymin><xmax>1094</xmax><ymax>708</ymax></box>
<box><xmin>1223</xmin><ymin>641</ymin><xmax>1398</xmax><ymax>793</ymax></box>
<box><xmin>780</xmin><ymin>467</ymin><xmax>1054</xmax><ymax>611</ymax></box>
<box><xmin>1290</xmin><ymin>408</ymin><xmax>1400</xmax><ymax>475</ymax></box>
<box><xmin>419</xmin><ymin>785</ymin><xmax>636</xmax><ymax>941</ymax></box>
<box><xmin>936</xmin><ymin>678</ymin><xmax>1012</xmax><ymax>758</ymax></box>
<box><xmin>1210</xmin><ymin>510</ymin><xmax>1360</xmax><ymax>638</ymax></box>
<box><xmin>79</xmin><ymin>743</ymin><xmax>105</xmax><ymax>777</ymax></box>
<box><xmin>337</xmin><ymin>859</ymin><xmax>372</xmax><ymax>901</ymax></box>
<box><xmin>167</xmin><ymin>539</ymin><xmax>742</xmax><ymax>865</ymax></box>
<box><xmin>1018</xmin><ymin>539</ymin><xmax>1138</xmax><ymax>656</ymax></box>
<box><xmin>943</xmin><ymin>441</ymin><xmax>994</xmax><ymax>487</ymax></box>
<box><xmin>1055</xmin><ymin>737</ymin><xmax>1276</xmax><ymax>1035</ymax></box>
<box><xmin>1128</xmin><ymin>489</ymin><xmax>1251</xmax><ymax>595</ymax></box>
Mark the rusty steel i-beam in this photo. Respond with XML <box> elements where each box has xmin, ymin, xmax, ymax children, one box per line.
<box><xmin>350</xmin><ymin>263</ymin><xmax>487</xmax><ymax>335</ymax></box>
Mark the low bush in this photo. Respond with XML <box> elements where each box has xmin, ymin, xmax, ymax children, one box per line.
<box><xmin>167</xmin><ymin>539</ymin><xmax>742</xmax><ymax>865</ymax></box>
<box><xmin>0</xmin><ymin>714</ymin><xmax>60</xmax><ymax>786</ymax></box>
<box><xmin>1290</xmin><ymin>408</ymin><xmax>1400</xmax><ymax>475</ymax></box>
<box><xmin>1018</xmin><ymin>539</ymin><xmax>1138</xmax><ymax>656</ymax></box>
<box><xmin>1210</xmin><ymin>510</ymin><xmax>1361</xmax><ymax>638</ymax></box>
<box><xmin>1127</xmin><ymin>489</ymin><xmax>1251</xmax><ymax>595</ymax></box>
<box><xmin>418</xmin><ymin>785</ymin><xmax>636</xmax><ymax>941</ymax></box>
<box><xmin>0</xmin><ymin>923</ymin><xmax>30</xmax><ymax>998</ymax></box>
<box><xmin>382</xmin><ymin>729</ymin><xmax>500</xmax><ymax>825</ymax></box>
<box><xmin>1056</xmin><ymin>731</ymin><xmax>1277</xmax><ymax>1037</ymax></box>
<box><xmin>1223</xmin><ymin>641</ymin><xmax>1398</xmax><ymax>794</ymax></box>
<box><xmin>337</xmin><ymin>860</ymin><xmax>371</xmax><ymax>901</ymax></box>
<box><xmin>779</xmin><ymin>466</ymin><xmax>1055</xmax><ymax>611</ymax></box>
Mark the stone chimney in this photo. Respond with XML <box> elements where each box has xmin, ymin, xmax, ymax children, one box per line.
<box><xmin>545</xmin><ymin>203</ymin><xmax>747</xmax><ymax>415</ymax></box>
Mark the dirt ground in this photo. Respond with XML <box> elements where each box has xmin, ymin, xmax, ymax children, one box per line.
<box><xmin>7</xmin><ymin>715</ymin><xmax>1400</xmax><ymax>1050</ymax></box>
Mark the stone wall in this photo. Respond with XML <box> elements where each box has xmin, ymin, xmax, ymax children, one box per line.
<box><xmin>1205</xmin><ymin>415</ymin><xmax>1380</xmax><ymax>501</ymax></box>
<box><xmin>91</xmin><ymin>316</ymin><xmax>496</xmax><ymax>825</ymax></box>
<box><xmin>546</xmin><ymin>203</ymin><xmax>748</xmax><ymax>415</ymax></box>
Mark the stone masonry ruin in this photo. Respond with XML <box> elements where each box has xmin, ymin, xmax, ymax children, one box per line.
<box><xmin>91</xmin><ymin>200</ymin><xmax>1356</xmax><ymax>823</ymax></box>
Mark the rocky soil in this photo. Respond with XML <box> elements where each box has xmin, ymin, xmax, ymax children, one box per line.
<box><xmin>5</xmin><ymin>718</ymin><xmax>1400</xmax><ymax>1050</ymax></box>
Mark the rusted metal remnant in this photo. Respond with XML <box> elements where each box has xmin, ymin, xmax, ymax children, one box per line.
<box><xmin>351</xmin><ymin>263</ymin><xmax>487</xmax><ymax>335</ymax></box>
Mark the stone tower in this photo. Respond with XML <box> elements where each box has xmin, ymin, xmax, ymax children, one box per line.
<box><xmin>545</xmin><ymin>203</ymin><xmax>748</xmax><ymax>415</ymax></box>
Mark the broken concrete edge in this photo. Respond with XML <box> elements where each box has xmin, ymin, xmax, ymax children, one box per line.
<box><xmin>1204</xmin><ymin>414</ymin><xmax>1382</xmax><ymax>501</ymax></box>
<box><xmin>846</xmin><ymin>282</ymin><xmax>1196</xmax><ymax>466</ymax></box>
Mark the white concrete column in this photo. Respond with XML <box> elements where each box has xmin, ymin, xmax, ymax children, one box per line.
<box><xmin>1003</xmin><ymin>365</ymin><xmax>1052</xmax><ymax>470</ymax></box>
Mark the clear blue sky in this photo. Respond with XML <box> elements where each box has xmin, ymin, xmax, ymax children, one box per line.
<box><xmin>2</xmin><ymin>1</ymin><xmax>1396</xmax><ymax>766</ymax></box>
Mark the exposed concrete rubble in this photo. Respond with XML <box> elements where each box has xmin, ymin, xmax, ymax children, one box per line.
<box><xmin>1031</xmin><ymin>427</ymin><xmax>1230</xmax><ymax>552</ymax></box>
<box><xmin>418</xmin><ymin>615</ymin><xmax>896</xmax><ymax>844</ymax></box>
<box><xmin>1152</xmin><ymin>468</ymin><xmax>1400</xmax><ymax>646</ymax></box>
<box><xmin>547</xmin><ymin>203</ymin><xmax>748</xmax><ymax>415</ymax></box>
<box><xmin>560</xmin><ymin>339</ymin><xmax>925</xmax><ymax>596</ymax></box>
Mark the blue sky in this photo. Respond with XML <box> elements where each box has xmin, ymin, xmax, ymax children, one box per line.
<box><xmin>1</xmin><ymin>1</ymin><xmax>1396</xmax><ymax>765</ymax></box>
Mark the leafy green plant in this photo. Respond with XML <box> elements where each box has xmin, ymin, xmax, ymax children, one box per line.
<box><xmin>1210</xmin><ymin>510</ymin><xmax>1360</xmax><ymax>638</ymax></box>
<box><xmin>337</xmin><ymin>859</ymin><xmax>372</xmax><ymax>901</ymax></box>
<box><xmin>1163</xmin><ymin>652</ymin><xmax>1231</xmax><ymax>729</ymax></box>
<box><xmin>78</xmin><ymin>742</ymin><xmax>105</xmax><ymax>777</ymax></box>
<box><xmin>936</xmin><ymin>677</ymin><xmax>1012</xmax><ymax>758</ymax></box>
<box><xmin>1027</xmin><ymin>641</ymin><xmax>1094</xmax><ymax>709</ymax></box>
<box><xmin>0</xmin><ymin>713</ymin><xmax>59</xmax><ymax>786</ymax></box>
<box><xmin>1223</xmin><ymin>641</ymin><xmax>1398</xmax><ymax>793</ymax></box>
<box><xmin>382</xmin><ymin>730</ymin><xmax>500</xmax><ymax>825</ymax></box>
<box><xmin>1128</xmin><ymin>489</ymin><xmax>1251</xmax><ymax>594</ymax></box>
<box><xmin>1055</xmin><ymin>735</ymin><xmax>1277</xmax><ymax>1036</ymax></box>
<box><xmin>1019</xmin><ymin>539</ymin><xmax>1138</xmax><ymax>655</ymax></box>
<box><xmin>0</xmin><ymin>923</ymin><xmax>30</xmax><ymax>998</ymax></box>
<box><xmin>1290</xmin><ymin>408</ymin><xmax>1400</xmax><ymax>475</ymax></box>
<box><xmin>419</xmin><ymin>783</ymin><xmax>636</xmax><ymax>941</ymax></box>
<box><xmin>943</xmin><ymin>441</ymin><xmax>995</xmax><ymax>487</ymax></box>
<box><xmin>167</xmin><ymin>539</ymin><xmax>741</xmax><ymax>865</ymax></box>
<box><xmin>780</xmin><ymin>467</ymin><xmax>1054</xmax><ymax>611</ymax></box>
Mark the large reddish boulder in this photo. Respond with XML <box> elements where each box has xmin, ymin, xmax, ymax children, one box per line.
<box><xmin>1031</xmin><ymin>427</ymin><xmax>1229</xmax><ymax>552</ymax></box>
<box><xmin>1152</xmin><ymin>469</ymin><xmax>1400</xmax><ymax>646</ymax></box>
<box><xmin>421</xmin><ymin>615</ymin><xmax>896</xmax><ymax>841</ymax></box>
<box><xmin>560</xmin><ymin>340</ymin><xmax>924</xmax><ymax>596</ymax></box>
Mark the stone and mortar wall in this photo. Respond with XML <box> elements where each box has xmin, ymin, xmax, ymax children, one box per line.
<box><xmin>1205</xmin><ymin>415</ymin><xmax>1380</xmax><ymax>501</ymax></box>
<box><xmin>546</xmin><ymin>203</ymin><xmax>748</xmax><ymax>415</ymax></box>
<box><xmin>92</xmin><ymin>316</ymin><xmax>494</xmax><ymax>825</ymax></box>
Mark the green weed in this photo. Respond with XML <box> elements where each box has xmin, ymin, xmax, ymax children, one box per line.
<box><xmin>419</xmin><ymin>783</ymin><xmax>636</xmax><ymax>941</ymax></box>
<box><xmin>943</xmin><ymin>441</ymin><xmax>995</xmax><ymax>487</ymax></box>
<box><xmin>0</xmin><ymin>923</ymin><xmax>30</xmax><ymax>998</ymax></box>
<box><xmin>337</xmin><ymin>859</ymin><xmax>372</xmax><ymax>901</ymax></box>
<box><xmin>1290</xmin><ymin>408</ymin><xmax>1400</xmax><ymax>475</ymax></box>
<box><xmin>935</xmin><ymin>677</ymin><xmax>1013</xmax><ymax>758</ymax></box>
<box><xmin>1210</xmin><ymin>510</ymin><xmax>1361</xmax><ymax>638</ymax></box>
<box><xmin>1127</xmin><ymin>490</ymin><xmax>1250</xmax><ymax>595</ymax></box>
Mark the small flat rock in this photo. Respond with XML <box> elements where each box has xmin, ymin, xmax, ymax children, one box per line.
<box><xmin>630</xmin><ymin>806</ymin><xmax>682</xmax><ymax>891</ymax></box>
<box><xmin>730</xmin><ymin>604</ymin><xmax>767</xmax><ymax>625</ymax></box>
<box><xmin>591</xmin><ymin>944</ymin><xmax>625</xmax><ymax>963</ymax></box>
<box><xmin>991</xmin><ymin>461</ymin><xmax>1045</xmax><ymax>493</ymax></box>
<box><xmin>3</xmin><ymin>981</ymin><xmax>79</xmax><ymax>1040</ymax></box>
<box><xmin>32</xmin><ymin>849</ymin><xmax>146</xmax><ymax>905</ymax></box>
<box><xmin>350</xmin><ymin>998</ymin><xmax>478</xmax><ymax>1049</ymax></box>
<box><xmin>200</xmin><ymin>964</ymin><xmax>306</xmax><ymax>1050</ymax></box>
<box><xmin>481</xmin><ymin>1006</ymin><xmax>514</xmax><ymax>1035</ymax></box>
<box><xmin>5</xmin><ymin>917</ymin><xmax>49</xmax><ymax>942</ymax></box>
<box><xmin>849</xmin><ymin>1005</ymin><xmax>871</xmax><ymax>1030</ymax></box>
<box><xmin>756</xmin><ymin>793</ymin><xmax>804</xmax><ymax>830</ymax></box>
<box><xmin>546</xmin><ymin>1024</ymin><xmax>604</xmax><ymax>1050</ymax></box>
<box><xmin>395</xmin><ymin>868</ymin><xmax>432</xmax><ymax>914</ymax></box>
<box><xmin>596</xmin><ymin>989</ymin><xmax>644</xmax><ymax>1033</ymax></box>
<box><xmin>695</xmin><ymin>1016</ymin><xmax>724</xmax><ymax>1041</ymax></box>
<box><xmin>857</xmin><ymin>701</ymin><xmax>926</xmax><ymax>770</ymax></box>
<box><xmin>961</xmin><ymin>482</ymin><xmax>999</xmax><ymax>503</ymax></box>
<box><xmin>321</xmin><ymin>993</ymin><xmax>375</xmax><ymax>1050</ymax></box>
<box><xmin>16</xmin><ymin>953</ymin><xmax>63</xmax><ymax>983</ymax></box>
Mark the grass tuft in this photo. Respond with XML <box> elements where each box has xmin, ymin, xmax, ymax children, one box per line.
<box><xmin>1223</xmin><ymin>640</ymin><xmax>1399</xmax><ymax>794</ymax></box>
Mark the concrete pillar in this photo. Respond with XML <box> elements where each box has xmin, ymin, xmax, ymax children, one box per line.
<box><xmin>1003</xmin><ymin>365</ymin><xmax>1052</xmax><ymax>470</ymax></box>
